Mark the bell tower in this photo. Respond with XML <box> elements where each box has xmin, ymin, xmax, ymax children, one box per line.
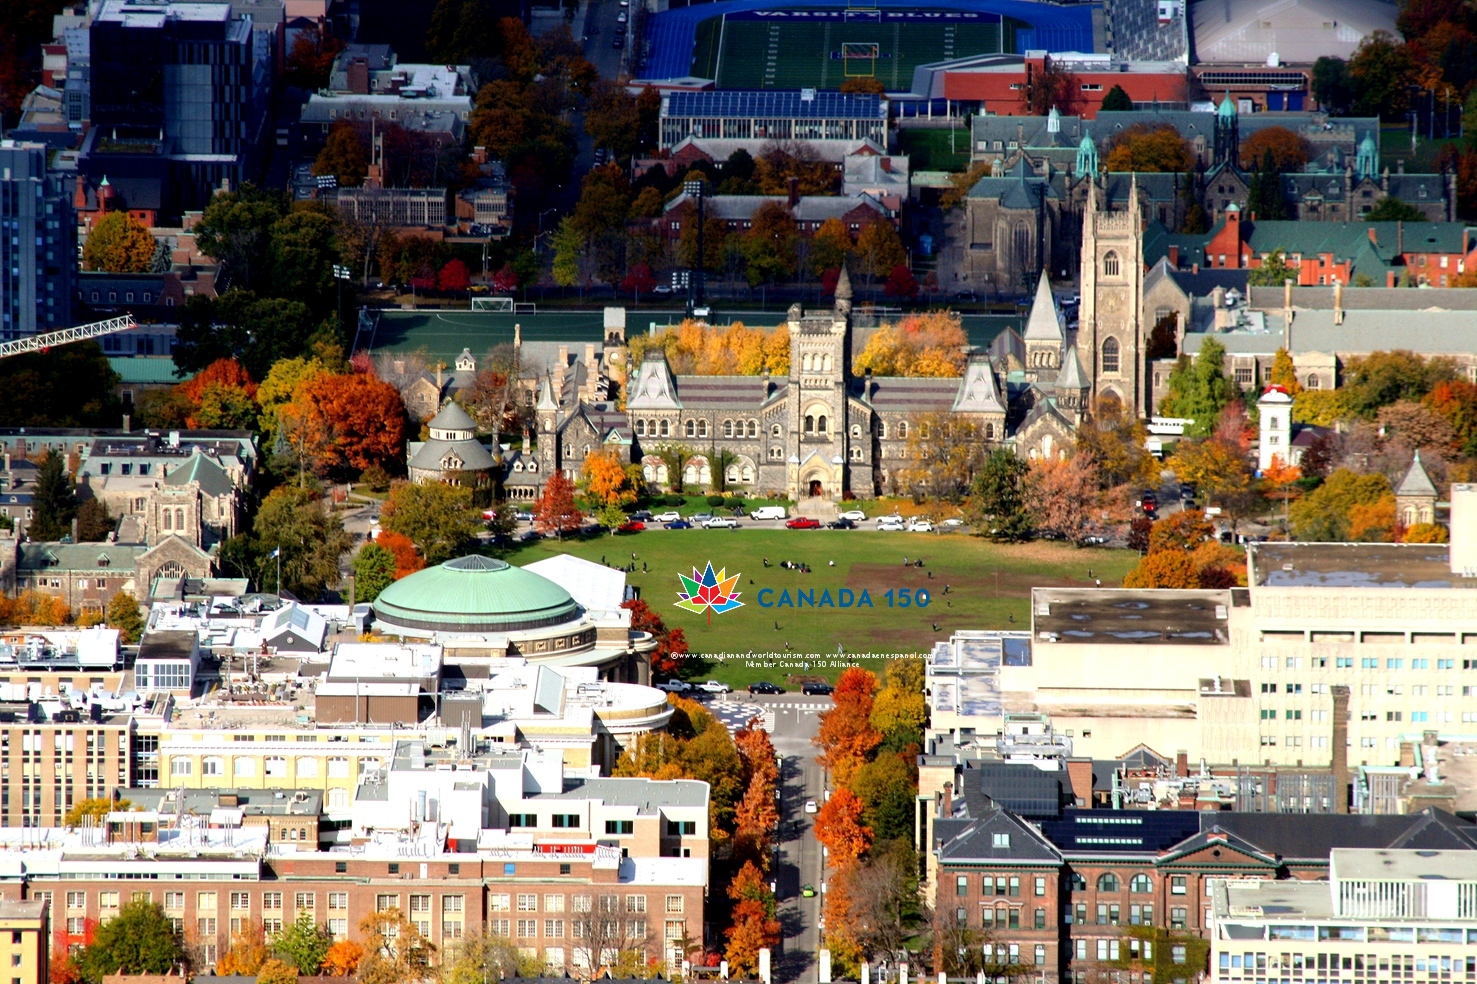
<box><xmin>1078</xmin><ymin>179</ymin><xmax>1146</xmax><ymax>417</ymax></box>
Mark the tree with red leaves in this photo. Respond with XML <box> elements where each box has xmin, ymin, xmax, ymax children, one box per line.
<box><xmin>724</xmin><ymin>861</ymin><xmax>780</xmax><ymax>977</ymax></box>
<box><xmin>437</xmin><ymin>259</ymin><xmax>471</xmax><ymax>293</ymax></box>
<box><xmin>621</xmin><ymin>597</ymin><xmax>689</xmax><ymax>676</ymax></box>
<box><xmin>534</xmin><ymin>469</ymin><xmax>584</xmax><ymax>540</ymax></box>
<box><xmin>301</xmin><ymin>372</ymin><xmax>409</xmax><ymax>473</ymax></box>
<box><xmin>621</xmin><ymin>263</ymin><xmax>657</xmax><ymax>298</ymax></box>
<box><xmin>814</xmin><ymin>787</ymin><xmax>873</xmax><ymax>865</ymax></box>
<box><xmin>491</xmin><ymin>265</ymin><xmax>519</xmax><ymax>293</ymax></box>
<box><xmin>374</xmin><ymin>530</ymin><xmax>425</xmax><ymax>579</ymax></box>
<box><xmin>882</xmin><ymin>264</ymin><xmax>919</xmax><ymax>299</ymax></box>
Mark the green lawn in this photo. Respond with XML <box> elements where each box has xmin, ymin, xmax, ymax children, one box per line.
<box><xmin>497</xmin><ymin>530</ymin><xmax>1136</xmax><ymax>689</ymax></box>
<box><xmin>897</xmin><ymin>128</ymin><xmax>972</xmax><ymax>172</ymax></box>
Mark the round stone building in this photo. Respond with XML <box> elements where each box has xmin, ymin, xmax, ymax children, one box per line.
<box><xmin>371</xmin><ymin>554</ymin><xmax>653</xmax><ymax>682</ymax></box>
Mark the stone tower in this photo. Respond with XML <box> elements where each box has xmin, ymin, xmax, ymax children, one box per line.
<box><xmin>1214</xmin><ymin>92</ymin><xmax>1239</xmax><ymax>167</ymax></box>
<box><xmin>785</xmin><ymin>269</ymin><xmax>851</xmax><ymax>500</ymax></box>
<box><xmin>1395</xmin><ymin>450</ymin><xmax>1438</xmax><ymax>527</ymax></box>
<box><xmin>1078</xmin><ymin>178</ymin><xmax>1146</xmax><ymax>417</ymax></box>
<box><xmin>1022</xmin><ymin>271</ymin><xmax>1064</xmax><ymax>382</ymax></box>
<box><xmin>535</xmin><ymin>374</ymin><xmax>561</xmax><ymax>477</ymax></box>
<box><xmin>1257</xmin><ymin>385</ymin><xmax>1294</xmax><ymax>472</ymax></box>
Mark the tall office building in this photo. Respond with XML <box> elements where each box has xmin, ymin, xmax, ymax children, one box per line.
<box><xmin>0</xmin><ymin>140</ymin><xmax>75</xmax><ymax>340</ymax></box>
<box><xmin>82</xmin><ymin>0</ymin><xmax>269</xmax><ymax>221</ymax></box>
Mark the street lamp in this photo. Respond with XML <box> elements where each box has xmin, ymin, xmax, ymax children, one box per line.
<box><xmin>684</xmin><ymin>180</ymin><xmax>706</xmax><ymax>314</ymax></box>
<box><xmin>333</xmin><ymin>264</ymin><xmax>352</xmax><ymax>335</ymax></box>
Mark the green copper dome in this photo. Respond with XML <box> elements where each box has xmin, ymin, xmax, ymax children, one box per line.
<box><xmin>372</xmin><ymin>555</ymin><xmax>581</xmax><ymax>634</ymax></box>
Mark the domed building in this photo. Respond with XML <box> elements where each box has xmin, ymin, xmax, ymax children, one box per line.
<box><xmin>371</xmin><ymin>554</ymin><xmax>654</xmax><ymax>682</ymax></box>
<box><xmin>406</xmin><ymin>401</ymin><xmax>497</xmax><ymax>485</ymax></box>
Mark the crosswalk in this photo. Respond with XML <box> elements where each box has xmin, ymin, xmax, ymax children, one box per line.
<box><xmin>707</xmin><ymin>698</ymin><xmax>829</xmax><ymax>737</ymax></box>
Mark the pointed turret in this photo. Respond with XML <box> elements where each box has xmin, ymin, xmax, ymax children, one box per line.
<box><xmin>1056</xmin><ymin>343</ymin><xmax>1088</xmax><ymax>395</ymax></box>
<box><xmin>952</xmin><ymin>352</ymin><xmax>1007</xmax><ymax>414</ymax></box>
<box><xmin>625</xmin><ymin>350</ymin><xmax>682</xmax><ymax>410</ymax></box>
<box><xmin>536</xmin><ymin>374</ymin><xmax>558</xmax><ymax>412</ymax></box>
<box><xmin>1023</xmin><ymin>273</ymin><xmax>1062</xmax><ymax>342</ymax></box>
<box><xmin>1395</xmin><ymin>449</ymin><xmax>1439</xmax><ymax>527</ymax></box>
<box><xmin>834</xmin><ymin>264</ymin><xmax>853</xmax><ymax>318</ymax></box>
<box><xmin>1396</xmin><ymin>449</ymin><xmax>1437</xmax><ymax>498</ymax></box>
<box><xmin>1074</xmin><ymin>132</ymin><xmax>1098</xmax><ymax>179</ymax></box>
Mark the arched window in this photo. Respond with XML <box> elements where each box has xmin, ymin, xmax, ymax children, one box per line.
<box><xmin>684</xmin><ymin>464</ymin><xmax>698</xmax><ymax>485</ymax></box>
<box><xmin>823</xmin><ymin>354</ymin><xmax>832</xmax><ymax>371</ymax></box>
<box><xmin>656</xmin><ymin>465</ymin><xmax>668</xmax><ymax>483</ymax></box>
<box><xmin>984</xmin><ymin>422</ymin><xmax>995</xmax><ymax>440</ymax></box>
<box><xmin>726</xmin><ymin>466</ymin><xmax>740</xmax><ymax>483</ymax></box>
<box><xmin>1103</xmin><ymin>251</ymin><xmax>1121</xmax><ymax>277</ymax></box>
<box><xmin>642</xmin><ymin>464</ymin><xmax>656</xmax><ymax>483</ymax></box>
<box><xmin>1069</xmin><ymin>874</ymin><xmax>1088</xmax><ymax>891</ymax></box>
<box><xmin>771</xmin><ymin>423</ymin><xmax>782</xmax><ymax>437</ymax></box>
<box><xmin>879</xmin><ymin>421</ymin><xmax>888</xmax><ymax>439</ymax></box>
<box><xmin>699</xmin><ymin>463</ymin><xmax>711</xmax><ymax>485</ymax></box>
<box><xmin>1097</xmin><ymin>873</ymin><xmax>1120</xmax><ymax>892</ymax></box>
<box><xmin>698</xmin><ymin>420</ymin><xmax>709</xmax><ymax>438</ymax></box>
<box><xmin>723</xmin><ymin>420</ymin><xmax>734</xmax><ymax>438</ymax></box>
<box><xmin>741</xmin><ymin>465</ymin><xmax>753</xmax><ymax>482</ymax></box>
<box><xmin>1130</xmin><ymin>874</ymin><xmax>1152</xmax><ymax>894</ymax></box>
<box><xmin>163</xmin><ymin>509</ymin><xmax>173</xmax><ymax>531</ymax></box>
<box><xmin>805</xmin><ymin>415</ymin><xmax>815</xmax><ymax>434</ymax></box>
<box><xmin>684</xmin><ymin>420</ymin><xmax>696</xmax><ymax>438</ymax></box>
<box><xmin>802</xmin><ymin>353</ymin><xmax>812</xmax><ymax>372</ymax></box>
<box><xmin>1102</xmin><ymin>337</ymin><xmax>1120</xmax><ymax>373</ymax></box>
<box><xmin>898</xmin><ymin>421</ymin><xmax>909</xmax><ymax>439</ymax></box>
<box><xmin>202</xmin><ymin>757</ymin><xmax>224</xmax><ymax>776</ymax></box>
<box><xmin>851</xmin><ymin>424</ymin><xmax>861</xmax><ymax>437</ymax></box>
<box><xmin>636</xmin><ymin>420</ymin><xmax>646</xmax><ymax>437</ymax></box>
<box><xmin>326</xmin><ymin>788</ymin><xmax>349</xmax><ymax>810</ymax></box>
<box><xmin>176</xmin><ymin>508</ymin><xmax>186</xmax><ymax>529</ymax></box>
<box><xmin>817</xmin><ymin>415</ymin><xmax>828</xmax><ymax>434</ymax></box>
<box><xmin>747</xmin><ymin>420</ymin><xmax>758</xmax><ymax>438</ymax></box>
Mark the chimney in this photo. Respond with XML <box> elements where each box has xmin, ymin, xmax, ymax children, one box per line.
<box><xmin>1330</xmin><ymin>684</ymin><xmax>1350</xmax><ymax>813</ymax></box>
<box><xmin>1191</xmin><ymin>262</ymin><xmax>1199</xmax><ymax>274</ymax></box>
<box><xmin>347</xmin><ymin>57</ymin><xmax>370</xmax><ymax>95</ymax></box>
<box><xmin>1449</xmin><ymin>484</ymin><xmax>1477</xmax><ymax>575</ymax></box>
<box><xmin>435</xmin><ymin>364</ymin><xmax>444</xmax><ymax>390</ymax></box>
<box><xmin>1387</xmin><ymin>271</ymin><xmax>1397</xmax><ymax>288</ymax></box>
<box><xmin>1168</xmin><ymin>244</ymin><xmax>1180</xmax><ymax>268</ymax></box>
<box><xmin>1333</xmin><ymin>279</ymin><xmax>1344</xmax><ymax>325</ymax></box>
<box><xmin>1397</xmin><ymin>220</ymin><xmax>1404</xmax><ymax>256</ymax></box>
<box><xmin>1211</xmin><ymin>285</ymin><xmax>1229</xmax><ymax>330</ymax></box>
<box><xmin>939</xmin><ymin>781</ymin><xmax>953</xmax><ymax>820</ymax></box>
<box><xmin>1175</xmin><ymin>750</ymin><xmax>1189</xmax><ymax>777</ymax></box>
<box><xmin>787</xmin><ymin>176</ymin><xmax>800</xmax><ymax>208</ymax></box>
<box><xmin>554</xmin><ymin>345</ymin><xmax>568</xmax><ymax>398</ymax></box>
<box><xmin>514</xmin><ymin>323</ymin><xmax>522</xmax><ymax>351</ymax></box>
<box><xmin>1368</xmin><ymin>227</ymin><xmax>1378</xmax><ymax>245</ymax></box>
<box><xmin>122</xmin><ymin>414</ymin><xmax>131</xmax><ymax>433</ymax></box>
<box><xmin>1283</xmin><ymin>278</ymin><xmax>1293</xmax><ymax>312</ymax></box>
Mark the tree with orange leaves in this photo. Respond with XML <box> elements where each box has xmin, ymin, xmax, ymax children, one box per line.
<box><xmin>175</xmin><ymin>358</ymin><xmax>260</xmax><ymax>430</ymax></box>
<box><xmin>581</xmin><ymin>449</ymin><xmax>637</xmax><ymax>507</ymax></box>
<box><xmin>534</xmin><ymin>470</ymin><xmax>584</xmax><ymax>540</ymax></box>
<box><xmin>179</xmin><ymin>358</ymin><xmax>258</xmax><ymax>403</ymax></box>
<box><xmin>300</xmin><ymin>372</ymin><xmax>409</xmax><ymax>473</ymax></box>
<box><xmin>723</xmin><ymin>861</ymin><xmax>780</xmax><ymax>977</ymax></box>
<box><xmin>373</xmin><ymin>530</ymin><xmax>425</xmax><ymax>579</ymax></box>
<box><xmin>320</xmin><ymin>939</ymin><xmax>364</xmax><ymax>977</ymax></box>
<box><xmin>733</xmin><ymin>718</ymin><xmax>780</xmax><ymax>869</ymax></box>
<box><xmin>814</xmin><ymin>787</ymin><xmax>872</xmax><ymax>865</ymax></box>
<box><xmin>813</xmin><ymin>667</ymin><xmax>882</xmax><ymax>787</ymax></box>
<box><xmin>1260</xmin><ymin>454</ymin><xmax>1302</xmax><ymax>530</ymax></box>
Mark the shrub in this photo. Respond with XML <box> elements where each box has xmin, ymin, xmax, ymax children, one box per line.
<box><xmin>667</xmin><ymin>495</ymin><xmax>686</xmax><ymax>506</ymax></box>
<box><xmin>707</xmin><ymin>495</ymin><xmax>724</xmax><ymax>506</ymax></box>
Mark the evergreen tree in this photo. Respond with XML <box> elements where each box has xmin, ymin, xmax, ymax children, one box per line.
<box><xmin>1247</xmin><ymin>148</ymin><xmax>1287</xmax><ymax>220</ymax></box>
<box><xmin>1100</xmin><ymin>85</ymin><xmax>1134</xmax><ymax>112</ymax></box>
<box><xmin>1177</xmin><ymin>171</ymin><xmax>1209</xmax><ymax>233</ymax></box>
<box><xmin>75</xmin><ymin>900</ymin><xmax>184</xmax><ymax>978</ymax></box>
<box><xmin>29</xmin><ymin>451</ymin><xmax>76</xmax><ymax>541</ymax></box>
<box><xmin>964</xmin><ymin>450</ymin><xmax>1032</xmax><ymax>541</ymax></box>
<box><xmin>1159</xmin><ymin>338</ymin><xmax>1236</xmax><ymax>437</ymax></box>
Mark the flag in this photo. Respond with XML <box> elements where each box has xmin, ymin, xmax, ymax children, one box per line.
<box><xmin>269</xmin><ymin>547</ymin><xmax>280</xmax><ymax>559</ymax></box>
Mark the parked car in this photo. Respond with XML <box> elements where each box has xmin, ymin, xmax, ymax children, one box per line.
<box><xmin>617</xmin><ymin>10</ymin><xmax>627</xmax><ymax>20</ymax></box>
<box><xmin>617</xmin><ymin>521</ymin><xmax>645</xmax><ymax>533</ymax></box>
<box><xmin>801</xmin><ymin>884</ymin><xmax>816</xmax><ymax>898</ymax></box>
<box><xmin>826</xmin><ymin>518</ymin><xmax>856</xmax><ymax>530</ymax></box>
<box><xmin>514</xmin><ymin>510</ymin><xmax>534</xmax><ymax>522</ymax></box>
<box><xmin>838</xmin><ymin>509</ymin><xmax>866</xmax><ymax>521</ymax></box>
<box><xmin>697</xmin><ymin>680</ymin><xmax>731</xmax><ymax>694</ymax></box>
<box><xmin>702</xmin><ymin>516</ymin><xmax>739</xmax><ymax>529</ymax></box>
<box><xmin>630</xmin><ymin>510</ymin><xmax>653</xmax><ymax>521</ymax></box>
<box><xmin>653</xmin><ymin>285</ymin><xmax>673</xmax><ymax>295</ymax></box>
<box><xmin>692</xmin><ymin>512</ymin><xmax>714</xmax><ymax>523</ymax></box>
<box><xmin>750</xmin><ymin>505</ymin><xmax>787</xmax><ymax>520</ymax></box>
<box><xmin>801</xmin><ymin>681</ymin><xmax>834</xmax><ymax>696</ymax></box>
<box><xmin>786</xmin><ymin>517</ymin><xmax>821</xmax><ymax>529</ymax></box>
<box><xmin>611</xmin><ymin>36</ymin><xmax>623</xmax><ymax>47</ymax></box>
<box><xmin>664</xmin><ymin>519</ymin><xmax>694</xmax><ymax>530</ymax></box>
<box><xmin>518</xmin><ymin>530</ymin><xmax>543</xmax><ymax>543</ymax></box>
<box><xmin>655</xmin><ymin>680</ymin><xmax>690</xmax><ymax>693</ymax></box>
<box><xmin>1083</xmin><ymin>534</ymin><xmax>1108</xmax><ymax>545</ymax></box>
<box><xmin>877</xmin><ymin>516</ymin><xmax>906</xmax><ymax>530</ymax></box>
<box><xmin>942</xmin><ymin>517</ymin><xmax>964</xmax><ymax>526</ymax></box>
<box><xmin>748</xmin><ymin>681</ymin><xmax>785</xmax><ymax>695</ymax></box>
<box><xmin>803</xmin><ymin>800</ymin><xmax>818</xmax><ymax>814</ymax></box>
<box><xmin>653</xmin><ymin>511</ymin><xmax>681</xmax><ymax>522</ymax></box>
<box><xmin>908</xmin><ymin>520</ymin><xmax>935</xmax><ymax>532</ymax></box>
<box><xmin>1179</xmin><ymin>484</ymin><xmax>1195</xmax><ymax>500</ymax></box>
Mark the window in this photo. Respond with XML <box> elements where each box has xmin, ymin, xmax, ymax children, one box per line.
<box><xmin>509</xmin><ymin>813</ymin><xmax>536</xmax><ymax>827</ymax></box>
<box><xmin>1130</xmin><ymin>874</ymin><xmax>1152</xmax><ymax>893</ymax></box>
<box><xmin>992</xmin><ymin>833</ymin><xmax>1011</xmax><ymax>849</ymax></box>
<box><xmin>295</xmin><ymin>893</ymin><xmax>315</xmax><ymax>913</ymax></box>
<box><xmin>1170</xmin><ymin>906</ymin><xmax>1188</xmax><ymax>929</ymax></box>
<box><xmin>1172</xmin><ymin>945</ymin><xmax>1187</xmax><ymax>964</ymax></box>
<box><xmin>328</xmin><ymin>893</ymin><xmax>347</xmax><ymax>910</ymax></box>
<box><xmin>1102</xmin><ymin>251</ymin><xmax>1121</xmax><ymax>277</ymax></box>
<box><xmin>170</xmin><ymin>758</ymin><xmax>192</xmax><ymax>776</ymax></box>
<box><xmin>202</xmin><ymin>756</ymin><xmax>223</xmax><ymax>776</ymax></box>
<box><xmin>604</xmin><ymin>820</ymin><xmax>633</xmax><ymax>835</ymax></box>
<box><xmin>544</xmin><ymin>919</ymin><xmax>564</xmax><ymax>938</ymax></box>
<box><xmin>376</xmin><ymin>894</ymin><xmax>399</xmax><ymax>913</ymax></box>
<box><xmin>1101</xmin><ymin>337</ymin><xmax>1120</xmax><ymax>373</ymax></box>
<box><xmin>625</xmin><ymin>896</ymin><xmax>646</xmax><ymax>913</ymax></box>
<box><xmin>264</xmin><ymin>756</ymin><xmax>286</xmax><ymax>777</ymax></box>
<box><xmin>1097</xmin><ymin>873</ymin><xmax>1119</xmax><ymax>892</ymax></box>
<box><xmin>665</xmin><ymin>896</ymin><xmax>683</xmax><ymax>913</ymax></box>
<box><xmin>517</xmin><ymin>895</ymin><xmax>538</xmax><ymax>912</ymax></box>
<box><xmin>956</xmin><ymin>876</ymin><xmax>969</xmax><ymax>897</ymax></box>
<box><xmin>1170</xmin><ymin>876</ymin><xmax>1186</xmax><ymax>895</ymax></box>
<box><xmin>544</xmin><ymin>895</ymin><xmax>565</xmax><ymax>913</ymax></box>
<box><xmin>1034</xmin><ymin>876</ymin><xmax>1046</xmax><ymax>897</ymax></box>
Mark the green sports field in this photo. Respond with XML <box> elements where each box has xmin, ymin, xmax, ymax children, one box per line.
<box><xmin>702</xmin><ymin>12</ymin><xmax>1014</xmax><ymax>91</ymax></box>
<box><xmin>504</xmin><ymin>530</ymin><xmax>1136</xmax><ymax>688</ymax></box>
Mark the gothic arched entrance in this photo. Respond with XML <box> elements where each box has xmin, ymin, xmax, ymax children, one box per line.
<box><xmin>808</xmin><ymin>479</ymin><xmax>823</xmax><ymax>497</ymax></box>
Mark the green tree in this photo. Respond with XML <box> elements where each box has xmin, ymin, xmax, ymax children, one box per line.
<box><xmin>425</xmin><ymin>0</ymin><xmax>501</xmax><ymax>62</ymax></box>
<box><xmin>1177</xmin><ymin>172</ymin><xmax>1209</xmax><ymax>234</ymax></box>
<box><xmin>0</xmin><ymin>342</ymin><xmax>121</xmax><ymax>427</ymax></box>
<box><xmin>1247</xmin><ymin>249</ymin><xmax>1296</xmax><ymax>287</ymax></box>
<box><xmin>274</xmin><ymin>913</ymin><xmax>334</xmax><ymax>974</ymax></box>
<box><xmin>850</xmin><ymin>753</ymin><xmax>916</xmax><ymax>841</ymax></box>
<box><xmin>76</xmin><ymin>900</ymin><xmax>184</xmax><ymax>979</ymax></box>
<box><xmin>29</xmin><ymin>451</ymin><xmax>75</xmax><ymax>541</ymax></box>
<box><xmin>270</xmin><ymin>208</ymin><xmax>338</xmax><ymax>304</ymax></box>
<box><xmin>965</xmin><ymin>449</ymin><xmax>1031</xmax><ymax>540</ymax></box>
<box><xmin>742</xmin><ymin>201</ymin><xmax>798</xmax><ymax>286</ymax></box>
<box><xmin>1158</xmin><ymin>338</ymin><xmax>1235</xmax><ymax>436</ymax></box>
<box><xmin>1343</xmin><ymin>350</ymin><xmax>1459</xmax><ymax>416</ymax></box>
<box><xmin>551</xmin><ymin>216</ymin><xmax>584</xmax><ymax>288</ymax></box>
<box><xmin>1312</xmin><ymin>56</ymin><xmax>1352</xmax><ymax>115</ymax></box>
<box><xmin>253</xmin><ymin>486</ymin><xmax>354</xmax><ymax>598</ymax></box>
<box><xmin>194</xmin><ymin>382</ymin><xmax>259</xmax><ymax>430</ymax></box>
<box><xmin>1100</xmin><ymin>84</ymin><xmax>1134</xmax><ymax>112</ymax></box>
<box><xmin>1246</xmin><ymin>148</ymin><xmax>1287</xmax><ymax>220</ymax></box>
<box><xmin>83</xmin><ymin>212</ymin><xmax>157</xmax><ymax>273</ymax></box>
<box><xmin>1347</xmin><ymin>30</ymin><xmax>1415</xmax><ymax>121</ymax></box>
<box><xmin>1365</xmin><ymin>196</ymin><xmax>1426</xmax><ymax>221</ymax></box>
<box><xmin>193</xmin><ymin>185</ymin><xmax>289</xmax><ymax>294</ymax></box>
<box><xmin>105</xmin><ymin>590</ymin><xmax>145</xmax><ymax>644</ymax></box>
<box><xmin>439</xmin><ymin>930</ymin><xmax>538</xmax><ymax>984</ymax></box>
<box><xmin>379</xmin><ymin>481</ymin><xmax>481</xmax><ymax>564</ymax></box>
<box><xmin>853</xmin><ymin>221</ymin><xmax>907</xmax><ymax>286</ymax></box>
<box><xmin>1289</xmin><ymin>468</ymin><xmax>1392</xmax><ymax>541</ymax></box>
<box><xmin>75</xmin><ymin>497</ymin><xmax>114</xmax><ymax>542</ymax></box>
<box><xmin>352</xmin><ymin>543</ymin><xmax>397</xmax><ymax>604</ymax></box>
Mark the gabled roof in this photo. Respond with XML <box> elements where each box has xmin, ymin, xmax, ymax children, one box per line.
<box><xmin>626</xmin><ymin>353</ymin><xmax>682</xmax><ymax>411</ymax></box>
<box><xmin>1395</xmin><ymin>449</ymin><xmax>1437</xmax><ymax>498</ymax></box>
<box><xmin>1022</xmin><ymin>273</ymin><xmax>1063</xmax><ymax>342</ymax></box>
<box><xmin>163</xmin><ymin>450</ymin><xmax>234</xmax><ymax>498</ymax></box>
<box><xmin>535</xmin><ymin>375</ymin><xmax>559</xmax><ymax>412</ymax></box>
<box><xmin>1056</xmin><ymin>345</ymin><xmax>1088</xmax><ymax>392</ymax></box>
<box><xmin>936</xmin><ymin>805</ymin><xmax>1063</xmax><ymax>865</ymax></box>
<box><xmin>952</xmin><ymin>355</ymin><xmax>1005</xmax><ymax>414</ymax></box>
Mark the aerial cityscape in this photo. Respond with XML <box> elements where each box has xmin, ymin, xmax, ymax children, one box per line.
<box><xmin>2</xmin><ymin>0</ymin><xmax>1477</xmax><ymax>983</ymax></box>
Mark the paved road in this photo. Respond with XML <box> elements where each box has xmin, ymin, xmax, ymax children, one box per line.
<box><xmin>719</xmin><ymin>693</ymin><xmax>831</xmax><ymax>984</ymax></box>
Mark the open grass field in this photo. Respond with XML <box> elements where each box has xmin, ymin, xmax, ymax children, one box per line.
<box><xmin>897</xmin><ymin>127</ymin><xmax>972</xmax><ymax>171</ymax></box>
<box><xmin>500</xmin><ymin>529</ymin><xmax>1136</xmax><ymax>688</ymax></box>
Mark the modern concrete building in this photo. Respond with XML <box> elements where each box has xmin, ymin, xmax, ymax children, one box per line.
<box><xmin>0</xmin><ymin>899</ymin><xmax>48</xmax><ymax>984</ymax></box>
<box><xmin>0</xmin><ymin>140</ymin><xmax>75</xmax><ymax>340</ymax></box>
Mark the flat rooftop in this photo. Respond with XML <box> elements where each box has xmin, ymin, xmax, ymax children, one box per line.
<box><xmin>1251</xmin><ymin>543</ymin><xmax>1471</xmax><ymax>589</ymax></box>
<box><xmin>1331</xmin><ymin>847</ymin><xmax>1477</xmax><ymax>881</ymax></box>
<box><xmin>1032</xmin><ymin>589</ymin><xmax>1230</xmax><ymax>645</ymax></box>
<box><xmin>1221</xmin><ymin>878</ymin><xmax>1332</xmax><ymax>921</ymax></box>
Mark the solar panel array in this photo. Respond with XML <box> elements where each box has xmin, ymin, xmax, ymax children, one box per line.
<box><xmin>665</xmin><ymin>89</ymin><xmax>886</xmax><ymax>120</ymax></box>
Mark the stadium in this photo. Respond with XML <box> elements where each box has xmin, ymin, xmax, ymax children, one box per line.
<box><xmin>641</xmin><ymin>0</ymin><xmax>1099</xmax><ymax>90</ymax></box>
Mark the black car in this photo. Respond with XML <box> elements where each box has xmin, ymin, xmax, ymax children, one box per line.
<box><xmin>612</xmin><ymin>36</ymin><xmax>624</xmax><ymax>47</ymax></box>
<box><xmin>748</xmin><ymin>681</ymin><xmax>785</xmax><ymax>695</ymax></box>
<box><xmin>518</xmin><ymin>530</ymin><xmax>543</xmax><ymax>543</ymax></box>
<box><xmin>826</xmin><ymin>518</ymin><xmax>856</xmax><ymax>530</ymax></box>
<box><xmin>631</xmin><ymin>510</ymin><xmax>653</xmax><ymax>521</ymax></box>
<box><xmin>801</xmin><ymin>681</ymin><xmax>834</xmax><ymax>696</ymax></box>
<box><xmin>1179</xmin><ymin>484</ymin><xmax>1195</xmax><ymax>499</ymax></box>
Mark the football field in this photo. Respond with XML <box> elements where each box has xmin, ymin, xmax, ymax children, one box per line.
<box><xmin>696</xmin><ymin>9</ymin><xmax>1016</xmax><ymax>91</ymax></box>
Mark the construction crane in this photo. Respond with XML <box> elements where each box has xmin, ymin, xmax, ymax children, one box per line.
<box><xmin>0</xmin><ymin>314</ymin><xmax>137</xmax><ymax>360</ymax></box>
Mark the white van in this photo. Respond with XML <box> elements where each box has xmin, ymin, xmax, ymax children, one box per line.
<box><xmin>750</xmin><ymin>506</ymin><xmax>788</xmax><ymax>520</ymax></box>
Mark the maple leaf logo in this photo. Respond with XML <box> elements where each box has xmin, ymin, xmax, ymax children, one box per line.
<box><xmin>674</xmin><ymin>561</ymin><xmax>744</xmax><ymax>624</ymax></box>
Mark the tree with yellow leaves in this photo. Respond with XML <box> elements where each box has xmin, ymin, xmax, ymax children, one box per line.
<box><xmin>853</xmin><ymin>312</ymin><xmax>968</xmax><ymax>377</ymax></box>
<box><xmin>1269</xmin><ymin>347</ymin><xmax>1302</xmax><ymax>395</ymax></box>
<box><xmin>216</xmin><ymin>920</ymin><xmax>270</xmax><ymax>976</ymax></box>
<box><xmin>581</xmin><ymin>450</ymin><xmax>636</xmax><ymax>507</ymax></box>
<box><xmin>626</xmin><ymin>320</ymin><xmax>790</xmax><ymax>378</ymax></box>
<box><xmin>83</xmin><ymin>212</ymin><xmax>157</xmax><ymax>273</ymax></box>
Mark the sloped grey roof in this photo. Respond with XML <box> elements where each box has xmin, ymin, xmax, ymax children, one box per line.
<box><xmin>18</xmin><ymin>543</ymin><xmax>148</xmax><ymax>573</ymax></box>
<box><xmin>407</xmin><ymin>437</ymin><xmax>497</xmax><ymax>472</ymax></box>
<box><xmin>866</xmin><ymin>377</ymin><xmax>962</xmax><ymax>412</ymax></box>
<box><xmin>952</xmin><ymin>356</ymin><xmax>1006</xmax><ymax>414</ymax></box>
<box><xmin>1396</xmin><ymin>450</ymin><xmax>1437</xmax><ymax>498</ymax></box>
<box><xmin>1022</xmin><ymin>273</ymin><xmax>1063</xmax><ymax>342</ymax></box>
<box><xmin>626</xmin><ymin>353</ymin><xmax>682</xmax><ymax>410</ymax></box>
<box><xmin>427</xmin><ymin>401</ymin><xmax>477</xmax><ymax>433</ymax></box>
<box><xmin>672</xmin><ymin>376</ymin><xmax>771</xmax><ymax>409</ymax></box>
<box><xmin>1056</xmin><ymin>345</ymin><xmax>1088</xmax><ymax>392</ymax></box>
<box><xmin>163</xmin><ymin>451</ymin><xmax>234</xmax><ymax>498</ymax></box>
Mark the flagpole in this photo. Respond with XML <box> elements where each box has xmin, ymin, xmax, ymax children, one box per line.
<box><xmin>276</xmin><ymin>546</ymin><xmax>281</xmax><ymax>599</ymax></box>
